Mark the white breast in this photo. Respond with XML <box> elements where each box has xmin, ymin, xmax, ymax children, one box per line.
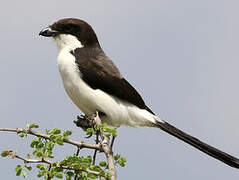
<box><xmin>54</xmin><ymin>34</ymin><xmax>158</xmax><ymax>127</ymax></box>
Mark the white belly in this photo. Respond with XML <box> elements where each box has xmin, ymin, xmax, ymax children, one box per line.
<box><xmin>57</xmin><ymin>48</ymin><xmax>157</xmax><ymax>127</ymax></box>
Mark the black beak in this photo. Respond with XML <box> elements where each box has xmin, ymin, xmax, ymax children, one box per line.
<box><xmin>39</xmin><ymin>27</ymin><xmax>58</xmax><ymax>37</ymax></box>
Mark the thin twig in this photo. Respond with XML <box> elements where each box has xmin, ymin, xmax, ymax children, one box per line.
<box><xmin>0</xmin><ymin>128</ymin><xmax>101</xmax><ymax>151</ymax></box>
<box><xmin>110</xmin><ymin>136</ymin><xmax>115</xmax><ymax>150</ymax></box>
<box><xmin>76</xmin><ymin>147</ymin><xmax>80</xmax><ymax>156</ymax></box>
<box><xmin>47</xmin><ymin>162</ymin><xmax>52</xmax><ymax>180</ymax></box>
<box><xmin>74</xmin><ymin>147</ymin><xmax>81</xmax><ymax>180</ymax></box>
<box><xmin>92</xmin><ymin>133</ymin><xmax>99</xmax><ymax>165</ymax></box>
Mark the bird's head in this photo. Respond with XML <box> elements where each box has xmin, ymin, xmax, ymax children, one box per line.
<box><xmin>39</xmin><ymin>18</ymin><xmax>100</xmax><ymax>50</ymax></box>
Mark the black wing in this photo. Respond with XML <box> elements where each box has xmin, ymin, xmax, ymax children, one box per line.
<box><xmin>71</xmin><ymin>47</ymin><xmax>154</xmax><ymax>114</ymax></box>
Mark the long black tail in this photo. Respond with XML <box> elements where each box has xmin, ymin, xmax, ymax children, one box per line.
<box><xmin>155</xmin><ymin>120</ymin><xmax>239</xmax><ymax>168</ymax></box>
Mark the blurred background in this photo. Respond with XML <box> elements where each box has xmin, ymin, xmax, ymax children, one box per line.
<box><xmin>1</xmin><ymin>0</ymin><xmax>239</xmax><ymax>179</ymax></box>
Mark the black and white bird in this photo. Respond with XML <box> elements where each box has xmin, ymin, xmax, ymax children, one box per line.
<box><xmin>39</xmin><ymin>18</ymin><xmax>239</xmax><ymax>168</ymax></box>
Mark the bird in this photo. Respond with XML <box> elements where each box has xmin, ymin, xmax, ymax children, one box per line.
<box><xmin>39</xmin><ymin>18</ymin><xmax>239</xmax><ymax>169</ymax></box>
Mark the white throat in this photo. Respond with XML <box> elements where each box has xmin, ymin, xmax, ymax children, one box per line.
<box><xmin>54</xmin><ymin>34</ymin><xmax>84</xmax><ymax>52</ymax></box>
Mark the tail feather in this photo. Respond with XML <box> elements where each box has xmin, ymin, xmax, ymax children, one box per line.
<box><xmin>155</xmin><ymin>119</ymin><xmax>239</xmax><ymax>169</ymax></box>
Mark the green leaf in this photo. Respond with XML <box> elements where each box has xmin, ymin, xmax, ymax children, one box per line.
<box><xmin>22</xmin><ymin>129</ymin><xmax>27</xmax><ymax>134</ymax></box>
<box><xmin>89</xmin><ymin>165</ymin><xmax>101</xmax><ymax>172</ymax></box>
<box><xmin>47</xmin><ymin>128</ymin><xmax>61</xmax><ymax>135</ymax></box>
<box><xmin>25</xmin><ymin>166</ymin><xmax>32</xmax><ymax>171</ymax></box>
<box><xmin>114</xmin><ymin>154</ymin><xmax>121</xmax><ymax>161</ymax></box>
<box><xmin>63</xmin><ymin>136</ymin><xmax>69</xmax><ymax>141</ymax></box>
<box><xmin>53</xmin><ymin>129</ymin><xmax>61</xmax><ymax>134</ymax></box>
<box><xmin>106</xmin><ymin>172</ymin><xmax>112</xmax><ymax>179</ymax></box>
<box><xmin>63</xmin><ymin>130</ymin><xmax>72</xmax><ymax>136</ymax></box>
<box><xmin>112</xmin><ymin>128</ymin><xmax>118</xmax><ymax>137</ymax></box>
<box><xmin>87</xmin><ymin>173</ymin><xmax>97</xmax><ymax>179</ymax></box>
<box><xmin>66</xmin><ymin>176</ymin><xmax>71</xmax><ymax>180</ymax></box>
<box><xmin>50</xmin><ymin>135</ymin><xmax>57</xmax><ymax>141</ymax></box>
<box><xmin>46</xmin><ymin>151</ymin><xmax>54</xmax><ymax>158</ymax></box>
<box><xmin>33</xmin><ymin>149</ymin><xmax>43</xmax><ymax>157</ymax></box>
<box><xmin>54</xmin><ymin>167</ymin><xmax>63</xmax><ymax>172</ymax></box>
<box><xmin>30</xmin><ymin>138</ymin><xmax>40</xmax><ymax>148</ymax></box>
<box><xmin>66</xmin><ymin>171</ymin><xmax>74</xmax><ymax>177</ymax></box>
<box><xmin>46</xmin><ymin>141</ymin><xmax>55</xmax><ymax>150</ymax></box>
<box><xmin>56</xmin><ymin>138</ymin><xmax>64</xmax><ymax>145</ymax></box>
<box><xmin>29</xmin><ymin>123</ymin><xmax>39</xmax><ymax>129</ymax></box>
<box><xmin>1</xmin><ymin>150</ymin><xmax>10</xmax><ymax>157</ymax></box>
<box><xmin>121</xmin><ymin>157</ymin><xmax>127</xmax><ymax>163</ymax></box>
<box><xmin>99</xmin><ymin>170</ymin><xmax>105</xmax><ymax>177</ymax></box>
<box><xmin>36</xmin><ymin>164</ymin><xmax>45</xmax><ymax>170</ymax></box>
<box><xmin>86</xmin><ymin>128</ymin><xmax>94</xmax><ymax>135</ymax></box>
<box><xmin>36</xmin><ymin>142</ymin><xmax>44</xmax><ymax>148</ymax></box>
<box><xmin>15</xmin><ymin>165</ymin><xmax>22</xmax><ymax>176</ymax></box>
<box><xmin>37</xmin><ymin>171</ymin><xmax>44</xmax><ymax>177</ymax></box>
<box><xmin>54</xmin><ymin>172</ymin><xmax>63</xmax><ymax>178</ymax></box>
<box><xmin>118</xmin><ymin>158</ymin><xmax>126</xmax><ymax>167</ymax></box>
<box><xmin>22</xmin><ymin>171</ymin><xmax>27</xmax><ymax>178</ymax></box>
<box><xmin>86</xmin><ymin>155</ymin><xmax>92</xmax><ymax>164</ymax></box>
<box><xmin>18</xmin><ymin>133</ymin><xmax>25</xmax><ymax>138</ymax></box>
<box><xmin>99</xmin><ymin>161</ymin><xmax>107</xmax><ymax>167</ymax></box>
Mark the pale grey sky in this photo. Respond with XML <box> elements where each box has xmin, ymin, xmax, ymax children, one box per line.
<box><xmin>1</xmin><ymin>0</ymin><xmax>239</xmax><ymax>179</ymax></box>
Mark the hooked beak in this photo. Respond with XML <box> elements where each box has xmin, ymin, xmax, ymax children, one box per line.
<box><xmin>39</xmin><ymin>27</ymin><xmax>58</xmax><ymax>37</ymax></box>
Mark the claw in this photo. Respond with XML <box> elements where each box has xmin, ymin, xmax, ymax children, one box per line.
<box><xmin>74</xmin><ymin>113</ymin><xmax>97</xmax><ymax>129</ymax></box>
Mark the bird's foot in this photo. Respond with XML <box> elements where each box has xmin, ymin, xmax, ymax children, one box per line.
<box><xmin>74</xmin><ymin>113</ymin><xmax>96</xmax><ymax>129</ymax></box>
<box><xmin>74</xmin><ymin>113</ymin><xmax>97</xmax><ymax>138</ymax></box>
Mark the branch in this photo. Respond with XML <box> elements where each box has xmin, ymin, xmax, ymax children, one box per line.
<box><xmin>0</xmin><ymin>128</ymin><xmax>101</xmax><ymax>151</ymax></box>
<box><xmin>1</xmin><ymin>115</ymin><xmax>121</xmax><ymax>180</ymax></box>
<box><xmin>10</xmin><ymin>152</ymin><xmax>102</xmax><ymax>176</ymax></box>
<box><xmin>92</xmin><ymin>134</ymin><xmax>99</xmax><ymax>165</ymax></box>
<box><xmin>94</xmin><ymin>113</ymin><xmax>116</xmax><ymax>180</ymax></box>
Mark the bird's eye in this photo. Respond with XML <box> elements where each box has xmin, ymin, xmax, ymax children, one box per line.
<box><xmin>64</xmin><ymin>25</ymin><xmax>72</xmax><ymax>31</ymax></box>
<box><xmin>63</xmin><ymin>24</ymin><xmax>78</xmax><ymax>32</ymax></box>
